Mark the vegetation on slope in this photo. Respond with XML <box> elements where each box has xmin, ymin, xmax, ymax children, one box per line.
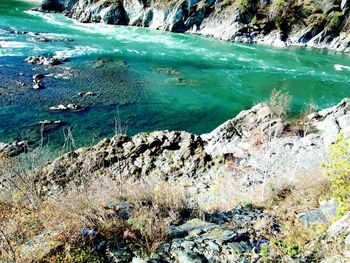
<box><xmin>1</xmin><ymin>91</ymin><xmax>350</xmax><ymax>262</ymax></box>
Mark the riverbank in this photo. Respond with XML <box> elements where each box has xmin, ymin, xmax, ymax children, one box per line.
<box><xmin>1</xmin><ymin>97</ymin><xmax>350</xmax><ymax>262</ymax></box>
<box><xmin>38</xmin><ymin>0</ymin><xmax>350</xmax><ymax>53</ymax></box>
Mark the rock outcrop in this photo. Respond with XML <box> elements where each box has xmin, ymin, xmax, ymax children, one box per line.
<box><xmin>304</xmin><ymin>211</ymin><xmax>350</xmax><ymax>262</ymax></box>
<box><xmin>104</xmin><ymin>205</ymin><xmax>277</xmax><ymax>262</ymax></box>
<box><xmin>37</xmin><ymin>99</ymin><xmax>350</xmax><ymax>197</ymax></box>
<box><xmin>0</xmin><ymin>141</ymin><xmax>28</xmax><ymax>157</ymax></box>
<box><xmin>37</xmin><ymin>0</ymin><xmax>350</xmax><ymax>52</ymax></box>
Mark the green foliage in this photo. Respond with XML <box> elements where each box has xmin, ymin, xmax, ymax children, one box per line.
<box><xmin>251</xmin><ymin>15</ymin><xmax>258</xmax><ymax>24</ymax></box>
<box><xmin>236</xmin><ymin>0</ymin><xmax>250</xmax><ymax>13</ymax></box>
<box><xmin>274</xmin><ymin>0</ymin><xmax>288</xmax><ymax>10</ymax></box>
<box><xmin>269</xmin><ymin>0</ymin><xmax>306</xmax><ymax>33</ymax></box>
<box><xmin>274</xmin><ymin>0</ymin><xmax>291</xmax><ymax>30</ymax></box>
<box><xmin>327</xmin><ymin>12</ymin><xmax>343</xmax><ymax>30</ymax></box>
<box><xmin>259</xmin><ymin>243</ymin><xmax>272</xmax><ymax>261</ymax></box>
<box><xmin>270</xmin><ymin>221</ymin><xmax>328</xmax><ymax>258</ymax></box>
<box><xmin>308</xmin><ymin>13</ymin><xmax>327</xmax><ymax>28</ymax></box>
<box><xmin>301</xmin><ymin>0</ymin><xmax>321</xmax><ymax>16</ymax></box>
<box><xmin>273</xmin><ymin>240</ymin><xmax>302</xmax><ymax>257</ymax></box>
<box><xmin>323</xmin><ymin>133</ymin><xmax>350</xmax><ymax>217</ymax></box>
<box><xmin>104</xmin><ymin>0</ymin><xmax>121</xmax><ymax>6</ymax></box>
<box><xmin>50</xmin><ymin>245</ymin><xmax>104</xmax><ymax>263</ymax></box>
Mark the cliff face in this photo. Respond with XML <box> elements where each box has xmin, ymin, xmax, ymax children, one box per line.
<box><xmin>39</xmin><ymin>0</ymin><xmax>350</xmax><ymax>52</ymax></box>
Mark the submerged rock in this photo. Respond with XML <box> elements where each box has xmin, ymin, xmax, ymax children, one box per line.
<box><xmin>92</xmin><ymin>57</ymin><xmax>113</xmax><ymax>68</ymax></box>
<box><xmin>26</xmin><ymin>120</ymin><xmax>65</xmax><ymax>136</ymax></box>
<box><xmin>33</xmin><ymin>73</ymin><xmax>45</xmax><ymax>82</ymax></box>
<box><xmin>33</xmin><ymin>83</ymin><xmax>43</xmax><ymax>90</ymax></box>
<box><xmin>27</xmin><ymin>37</ymin><xmax>74</xmax><ymax>43</ymax></box>
<box><xmin>25</xmin><ymin>55</ymin><xmax>67</xmax><ymax>66</ymax></box>
<box><xmin>49</xmin><ymin>103</ymin><xmax>86</xmax><ymax>112</ymax></box>
<box><xmin>32</xmin><ymin>73</ymin><xmax>45</xmax><ymax>90</ymax></box>
<box><xmin>37</xmin><ymin>120</ymin><xmax>63</xmax><ymax>126</ymax></box>
<box><xmin>5</xmin><ymin>28</ymin><xmax>28</xmax><ymax>34</ymax></box>
<box><xmin>155</xmin><ymin>68</ymin><xmax>181</xmax><ymax>75</ymax></box>
<box><xmin>77</xmin><ymin>91</ymin><xmax>95</xmax><ymax>97</ymax></box>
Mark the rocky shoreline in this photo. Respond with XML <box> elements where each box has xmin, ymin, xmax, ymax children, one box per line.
<box><xmin>3</xmin><ymin>98</ymin><xmax>350</xmax><ymax>192</ymax></box>
<box><xmin>37</xmin><ymin>0</ymin><xmax>350</xmax><ymax>52</ymax></box>
<box><xmin>1</xmin><ymin>99</ymin><xmax>350</xmax><ymax>262</ymax></box>
<box><xmin>34</xmin><ymin>98</ymin><xmax>350</xmax><ymax>199</ymax></box>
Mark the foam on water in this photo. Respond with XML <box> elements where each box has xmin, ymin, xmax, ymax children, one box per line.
<box><xmin>0</xmin><ymin>52</ymin><xmax>23</xmax><ymax>57</ymax></box>
<box><xmin>334</xmin><ymin>64</ymin><xmax>350</xmax><ymax>71</ymax></box>
<box><xmin>54</xmin><ymin>46</ymin><xmax>103</xmax><ymax>58</ymax></box>
<box><xmin>0</xmin><ymin>40</ymin><xmax>30</xmax><ymax>48</ymax></box>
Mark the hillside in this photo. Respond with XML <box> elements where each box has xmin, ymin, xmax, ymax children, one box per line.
<box><xmin>1</xmin><ymin>97</ymin><xmax>350</xmax><ymax>262</ymax></box>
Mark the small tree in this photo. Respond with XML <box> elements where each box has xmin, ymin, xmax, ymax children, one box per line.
<box><xmin>323</xmin><ymin>133</ymin><xmax>350</xmax><ymax>217</ymax></box>
<box><xmin>267</xmin><ymin>88</ymin><xmax>292</xmax><ymax>118</ymax></box>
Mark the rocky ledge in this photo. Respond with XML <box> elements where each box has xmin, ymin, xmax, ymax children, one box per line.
<box><xmin>37</xmin><ymin>0</ymin><xmax>350</xmax><ymax>52</ymax></box>
<box><xmin>38</xmin><ymin>98</ymin><xmax>350</xmax><ymax>198</ymax></box>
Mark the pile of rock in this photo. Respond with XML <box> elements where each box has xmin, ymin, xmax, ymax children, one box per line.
<box><xmin>99</xmin><ymin>205</ymin><xmax>276</xmax><ymax>262</ymax></box>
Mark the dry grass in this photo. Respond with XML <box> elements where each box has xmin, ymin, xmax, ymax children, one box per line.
<box><xmin>262</xmin><ymin>170</ymin><xmax>329</xmax><ymax>210</ymax></box>
<box><xmin>266</xmin><ymin>88</ymin><xmax>292</xmax><ymax>119</ymax></box>
<box><xmin>0</xmin><ymin>158</ymin><xmax>193</xmax><ymax>262</ymax></box>
<box><xmin>198</xmin><ymin>164</ymin><xmax>329</xmax><ymax>212</ymax></box>
<box><xmin>0</xmin><ymin>94</ymin><xmax>339</xmax><ymax>262</ymax></box>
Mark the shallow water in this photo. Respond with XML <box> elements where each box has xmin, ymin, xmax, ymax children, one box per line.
<box><xmin>0</xmin><ymin>0</ymin><xmax>350</xmax><ymax>148</ymax></box>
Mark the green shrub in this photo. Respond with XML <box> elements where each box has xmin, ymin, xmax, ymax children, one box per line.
<box><xmin>323</xmin><ymin>133</ymin><xmax>350</xmax><ymax>217</ymax></box>
<box><xmin>47</xmin><ymin>245</ymin><xmax>105</xmax><ymax>263</ymax></box>
<box><xmin>236</xmin><ymin>0</ymin><xmax>250</xmax><ymax>13</ymax></box>
<box><xmin>270</xmin><ymin>221</ymin><xmax>328</xmax><ymax>258</ymax></box>
<box><xmin>308</xmin><ymin>13</ymin><xmax>327</xmax><ymax>28</ymax></box>
<box><xmin>269</xmin><ymin>0</ymin><xmax>305</xmax><ymax>32</ymax></box>
<box><xmin>327</xmin><ymin>12</ymin><xmax>343</xmax><ymax>30</ymax></box>
<box><xmin>104</xmin><ymin>0</ymin><xmax>121</xmax><ymax>5</ymax></box>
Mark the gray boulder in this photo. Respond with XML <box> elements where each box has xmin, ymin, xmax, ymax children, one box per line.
<box><xmin>0</xmin><ymin>141</ymin><xmax>28</xmax><ymax>157</ymax></box>
<box><xmin>40</xmin><ymin>0</ymin><xmax>78</xmax><ymax>12</ymax></box>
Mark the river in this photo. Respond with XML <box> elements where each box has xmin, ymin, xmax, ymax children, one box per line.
<box><xmin>1</xmin><ymin>0</ymin><xmax>349</xmax><ymax>148</ymax></box>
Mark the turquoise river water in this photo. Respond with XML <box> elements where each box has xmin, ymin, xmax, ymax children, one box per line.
<box><xmin>0</xmin><ymin>0</ymin><xmax>350</xmax><ymax>148</ymax></box>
